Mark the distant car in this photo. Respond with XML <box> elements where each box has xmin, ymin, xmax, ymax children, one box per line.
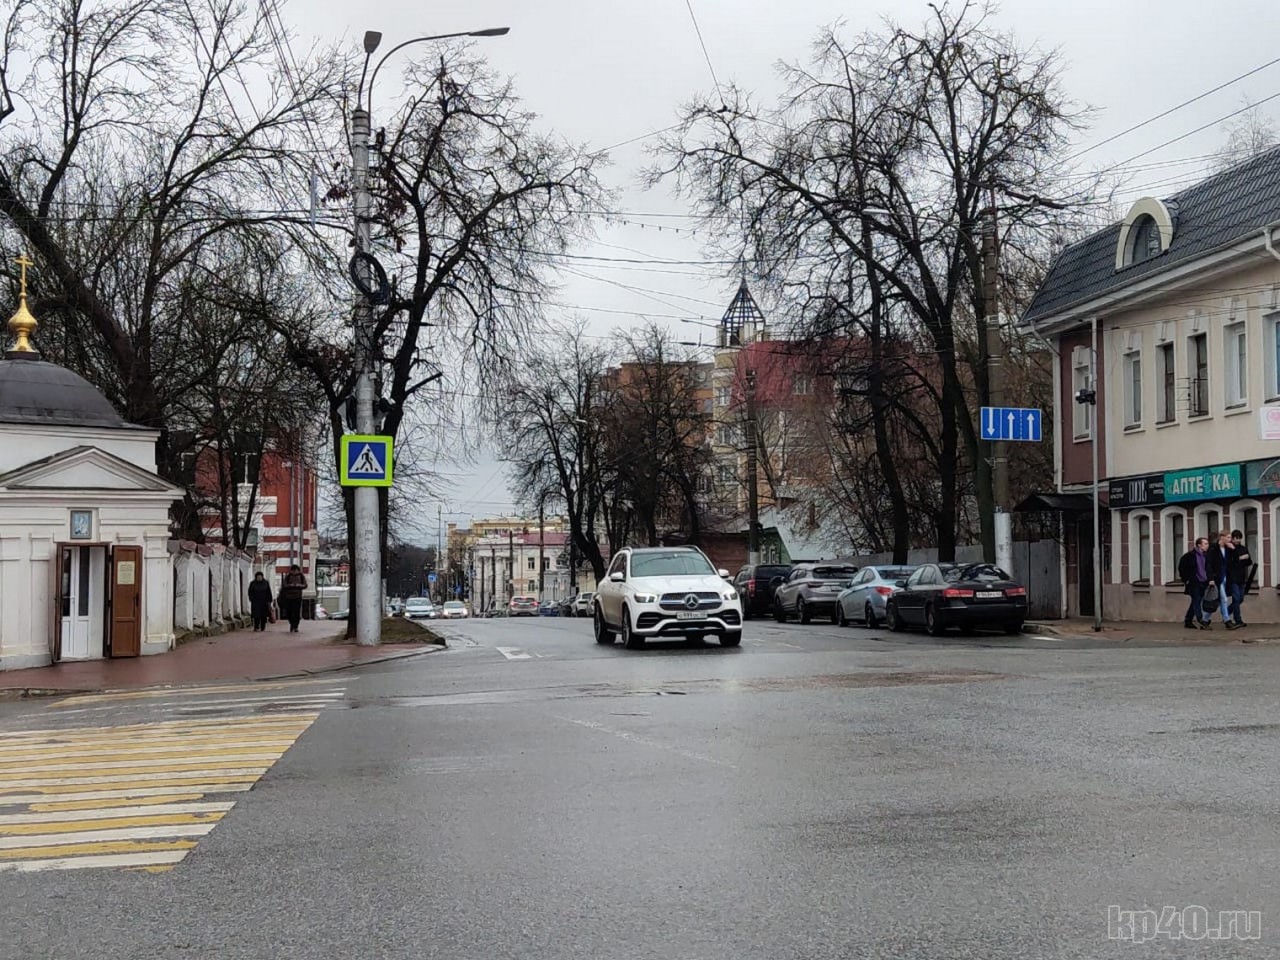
<box><xmin>441</xmin><ymin>600</ymin><xmax>468</xmax><ymax>619</ymax></box>
<box><xmin>538</xmin><ymin>600</ymin><xmax>560</xmax><ymax>617</ymax></box>
<box><xmin>330</xmin><ymin>608</ymin><xmax>349</xmax><ymax>621</ymax></box>
<box><xmin>484</xmin><ymin>605</ymin><xmax>508</xmax><ymax>618</ymax></box>
<box><xmin>885</xmin><ymin>563</ymin><xmax>1027</xmax><ymax>636</ymax></box>
<box><xmin>508</xmin><ymin>595</ymin><xmax>539</xmax><ymax>616</ymax></box>
<box><xmin>559</xmin><ymin>592</ymin><xmax>594</xmax><ymax>617</ymax></box>
<box><xmin>404</xmin><ymin>598</ymin><xmax>435</xmax><ymax>620</ymax></box>
<box><xmin>388</xmin><ymin>600</ymin><xmax>404</xmax><ymax>616</ymax></box>
<box><xmin>772</xmin><ymin>562</ymin><xmax>860</xmax><ymax>624</ymax></box>
<box><xmin>732</xmin><ymin>563</ymin><xmax>792</xmax><ymax>619</ymax></box>
<box><xmin>835</xmin><ymin>565</ymin><xmax>919</xmax><ymax>628</ymax></box>
<box><xmin>315</xmin><ymin>606</ymin><xmax>329</xmax><ymax>619</ymax></box>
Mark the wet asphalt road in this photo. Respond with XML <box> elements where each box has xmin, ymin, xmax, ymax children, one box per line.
<box><xmin>3</xmin><ymin>614</ymin><xmax>1280</xmax><ymax>958</ymax></box>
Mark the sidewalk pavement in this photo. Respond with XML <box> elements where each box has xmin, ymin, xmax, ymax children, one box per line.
<box><xmin>1026</xmin><ymin>617</ymin><xmax>1280</xmax><ymax>644</ymax></box>
<box><xmin>0</xmin><ymin>619</ymin><xmax>445</xmax><ymax>696</ymax></box>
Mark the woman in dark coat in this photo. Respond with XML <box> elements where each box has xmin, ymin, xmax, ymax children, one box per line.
<box><xmin>248</xmin><ymin>572</ymin><xmax>274</xmax><ymax>632</ymax></box>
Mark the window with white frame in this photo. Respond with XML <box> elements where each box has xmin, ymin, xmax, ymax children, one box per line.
<box><xmin>792</xmin><ymin>374</ymin><xmax>813</xmax><ymax>396</ymax></box>
<box><xmin>1157</xmin><ymin>341</ymin><xmax>1176</xmax><ymax>423</ymax></box>
<box><xmin>526</xmin><ymin>557</ymin><xmax>535</xmax><ymax>571</ymax></box>
<box><xmin>1129</xmin><ymin>513</ymin><xmax>1152</xmax><ymax>583</ymax></box>
<box><xmin>1225</xmin><ymin>322</ymin><xmax>1248</xmax><ymax>408</ymax></box>
<box><xmin>1123</xmin><ymin>349</ymin><xmax>1142</xmax><ymax>427</ymax></box>
<box><xmin>1162</xmin><ymin>509</ymin><xmax>1186</xmax><ymax>584</ymax></box>
<box><xmin>1232</xmin><ymin>503</ymin><xmax>1261</xmax><ymax>585</ymax></box>
<box><xmin>1195</xmin><ymin>505</ymin><xmax>1221</xmax><ymax>541</ymax></box>
<box><xmin>716</xmin><ymin>463</ymin><xmax>735</xmax><ymax>483</ymax></box>
<box><xmin>1188</xmin><ymin>332</ymin><xmax>1209</xmax><ymax>416</ymax></box>
<box><xmin>1269</xmin><ymin>312</ymin><xmax>1280</xmax><ymax>400</ymax></box>
<box><xmin>715</xmin><ymin>385</ymin><xmax>732</xmax><ymax>407</ymax></box>
<box><xmin>1072</xmin><ymin>349</ymin><xmax>1093</xmax><ymax>440</ymax></box>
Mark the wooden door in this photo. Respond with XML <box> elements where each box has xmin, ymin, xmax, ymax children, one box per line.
<box><xmin>109</xmin><ymin>545</ymin><xmax>142</xmax><ymax>658</ymax></box>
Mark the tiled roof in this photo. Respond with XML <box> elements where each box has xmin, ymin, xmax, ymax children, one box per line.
<box><xmin>1022</xmin><ymin>145</ymin><xmax>1280</xmax><ymax>324</ymax></box>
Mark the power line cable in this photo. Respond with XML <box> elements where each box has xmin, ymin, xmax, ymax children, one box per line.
<box><xmin>684</xmin><ymin>0</ymin><xmax>725</xmax><ymax>106</ymax></box>
<box><xmin>1069</xmin><ymin>54</ymin><xmax>1280</xmax><ymax>160</ymax></box>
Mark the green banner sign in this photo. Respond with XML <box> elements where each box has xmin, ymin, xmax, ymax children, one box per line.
<box><xmin>1163</xmin><ymin>464</ymin><xmax>1241</xmax><ymax>502</ymax></box>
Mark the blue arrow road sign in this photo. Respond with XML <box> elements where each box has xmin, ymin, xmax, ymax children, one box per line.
<box><xmin>980</xmin><ymin>406</ymin><xmax>1042</xmax><ymax>442</ymax></box>
<box><xmin>428</xmin><ymin>572</ymin><xmax>437</xmax><ymax>584</ymax></box>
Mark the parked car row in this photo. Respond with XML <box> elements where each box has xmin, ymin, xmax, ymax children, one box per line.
<box><xmin>729</xmin><ymin>560</ymin><xmax>1027</xmax><ymax>636</ymax></box>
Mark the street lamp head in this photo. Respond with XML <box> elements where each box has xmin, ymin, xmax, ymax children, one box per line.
<box><xmin>363</xmin><ymin>31</ymin><xmax>383</xmax><ymax>54</ymax></box>
<box><xmin>468</xmin><ymin>27</ymin><xmax>510</xmax><ymax>37</ymax></box>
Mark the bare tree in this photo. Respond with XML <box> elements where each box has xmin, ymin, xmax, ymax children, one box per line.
<box><xmin>0</xmin><ymin>0</ymin><xmax>343</xmax><ymax>486</ymax></box>
<box><xmin>500</xmin><ymin>325</ymin><xmax>618</xmax><ymax>583</ymax></box>
<box><xmin>654</xmin><ymin>2</ymin><xmax>1090</xmax><ymax>560</ymax></box>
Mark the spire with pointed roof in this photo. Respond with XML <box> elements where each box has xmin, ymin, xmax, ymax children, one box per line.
<box><xmin>719</xmin><ymin>278</ymin><xmax>766</xmax><ymax>347</ymax></box>
<box><xmin>6</xmin><ymin>253</ymin><xmax>39</xmax><ymax>359</ymax></box>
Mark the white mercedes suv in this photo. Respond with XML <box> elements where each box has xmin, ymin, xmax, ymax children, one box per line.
<box><xmin>593</xmin><ymin>546</ymin><xmax>743</xmax><ymax>649</ymax></box>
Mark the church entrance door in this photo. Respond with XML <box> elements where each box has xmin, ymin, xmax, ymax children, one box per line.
<box><xmin>57</xmin><ymin>545</ymin><xmax>107</xmax><ymax>660</ymax></box>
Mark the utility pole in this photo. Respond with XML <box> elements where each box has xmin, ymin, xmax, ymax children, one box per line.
<box><xmin>537</xmin><ymin>500</ymin><xmax>545</xmax><ymax>600</ymax></box>
<box><xmin>436</xmin><ymin>504</ymin><xmax>443</xmax><ymax>606</ymax></box>
<box><xmin>745</xmin><ymin>369</ymin><xmax>761</xmax><ymax>566</ymax></box>
<box><xmin>490</xmin><ymin>542</ymin><xmax>496</xmax><ymax>612</ymax></box>
<box><xmin>983</xmin><ymin>208</ymin><xmax>1013</xmax><ymax>577</ymax></box>
<box><xmin>508</xmin><ymin>528</ymin><xmax>515</xmax><ymax>602</ymax></box>
<box><xmin>350</xmin><ymin>99</ymin><xmax>380</xmax><ymax>645</ymax></box>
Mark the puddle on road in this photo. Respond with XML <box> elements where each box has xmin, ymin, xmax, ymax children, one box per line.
<box><xmin>340</xmin><ymin>668</ymin><xmax>1010</xmax><ymax>708</ymax></box>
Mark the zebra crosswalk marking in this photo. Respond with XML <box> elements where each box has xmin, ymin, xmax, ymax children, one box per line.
<box><xmin>50</xmin><ymin>679</ymin><xmax>341</xmax><ymax>708</ymax></box>
<box><xmin>0</xmin><ymin>712</ymin><xmax>317</xmax><ymax>873</ymax></box>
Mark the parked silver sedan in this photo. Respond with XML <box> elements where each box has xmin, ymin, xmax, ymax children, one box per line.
<box><xmin>835</xmin><ymin>565</ymin><xmax>918</xmax><ymax>628</ymax></box>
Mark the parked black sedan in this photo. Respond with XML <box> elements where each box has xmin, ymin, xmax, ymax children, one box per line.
<box><xmin>885</xmin><ymin>563</ymin><xmax>1027</xmax><ymax>635</ymax></box>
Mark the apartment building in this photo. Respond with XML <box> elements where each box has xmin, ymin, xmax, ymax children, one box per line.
<box><xmin>1024</xmin><ymin>146</ymin><xmax>1280</xmax><ymax>621</ymax></box>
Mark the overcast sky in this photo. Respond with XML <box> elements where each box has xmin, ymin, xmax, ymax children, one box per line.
<box><xmin>283</xmin><ymin>0</ymin><xmax>1280</xmax><ymax>536</ymax></box>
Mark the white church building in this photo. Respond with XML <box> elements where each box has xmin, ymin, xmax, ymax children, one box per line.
<box><xmin>0</xmin><ymin>257</ymin><xmax>182</xmax><ymax>670</ymax></box>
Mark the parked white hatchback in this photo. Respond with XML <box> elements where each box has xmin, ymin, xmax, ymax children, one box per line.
<box><xmin>593</xmin><ymin>546</ymin><xmax>743</xmax><ymax>649</ymax></box>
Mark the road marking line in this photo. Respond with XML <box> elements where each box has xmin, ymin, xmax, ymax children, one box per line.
<box><xmin>25</xmin><ymin>794</ymin><xmax>207</xmax><ymax>812</ymax></box>
<box><xmin>0</xmin><ymin>824</ymin><xmax>219</xmax><ymax>849</ymax></box>
<box><xmin>0</xmin><ymin>801</ymin><xmax>235</xmax><ymax>825</ymax></box>
<box><xmin>554</xmin><ymin>716</ymin><xmax>736</xmax><ymax>769</ymax></box>
<box><xmin>0</xmin><ymin>784</ymin><xmax>254</xmax><ymax>804</ymax></box>
<box><xmin>0</xmin><ymin>740</ymin><xmax>299</xmax><ymax>762</ymax></box>
<box><xmin>0</xmin><ymin>717</ymin><xmax>316</xmax><ymax>741</ymax></box>
<box><xmin>0</xmin><ymin>850</ymin><xmax>191</xmax><ymax>872</ymax></box>
<box><xmin>51</xmin><ymin>679</ymin><xmax>341</xmax><ymax>707</ymax></box>
<box><xmin>0</xmin><ymin>839</ymin><xmax>198</xmax><ymax>860</ymax></box>
<box><xmin>496</xmin><ymin>647</ymin><xmax>531</xmax><ymax>660</ymax></box>
<box><xmin>0</xmin><ymin>770</ymin><xmax>269</xmax><ymax>789</ymax></box>
<box><xmin>0</xmin><ymin>812</ymin><xmax>226</xmax><ymax>836</ymax></box>
<box><xmin>0</xmin><ymin>754</ymin><xmax>287</xmax><ymax>773</ymax></box>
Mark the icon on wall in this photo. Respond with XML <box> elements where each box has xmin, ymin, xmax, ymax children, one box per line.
<box><xmin>70</xmin><ymin>510</ymin><xmax>93</xmax><ymax>540</ymax></box>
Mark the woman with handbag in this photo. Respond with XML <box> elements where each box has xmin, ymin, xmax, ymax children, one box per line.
<box><xmin>248</xmin><ymin>572</ymin><xmax>274</xmax><ymax>633</ymax></box>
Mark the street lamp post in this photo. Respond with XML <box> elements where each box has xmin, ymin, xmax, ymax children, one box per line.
<box><xmin>350</xmin><ymin>25</ymin><xmax>509</xmax><ymax>645</ymax></box>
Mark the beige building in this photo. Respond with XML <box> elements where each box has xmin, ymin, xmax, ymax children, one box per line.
<box><xmin>1025</xmin><ymin>146</ymin><xmax>1280</xmax><ymax>621</ymax></box>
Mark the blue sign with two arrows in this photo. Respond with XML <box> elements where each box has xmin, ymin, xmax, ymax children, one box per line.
<box><xmin>980</xmin><ymin>406</ymin><xmax>1042</xmax><ymax>442</ymax></box>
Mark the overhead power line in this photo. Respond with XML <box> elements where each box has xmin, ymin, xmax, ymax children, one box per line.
<box><xmin>1070</xmin><ymin>53</ymin><xmax>1280</xmax><ymax>160</ymax></box>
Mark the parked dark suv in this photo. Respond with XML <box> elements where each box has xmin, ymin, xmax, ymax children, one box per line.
<box><xmin>772</xmin><ymin>561</ymin><xmax>860</xmax><ymax>624</ymax></box>
<box><xmin>732</xmin><ymin>564</ymin><xmax>792</xmax><ymax>619</ymax></box>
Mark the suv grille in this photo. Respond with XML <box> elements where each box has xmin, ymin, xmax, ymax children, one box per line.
<box><xmin>659</xmin><ymin>591</ymin><xmax>721</xmax><ymax>610</ymax></box>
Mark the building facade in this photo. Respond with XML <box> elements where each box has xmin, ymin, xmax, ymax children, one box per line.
<box><xmin>1025</xmin><ymin>147</ymin><xmax>1280</xmax><ymax>621</ymax></box>
<box><xmin>472</xmin><ymin>531</ymin><xmax>574</xmax><ymax>611</ymax></box>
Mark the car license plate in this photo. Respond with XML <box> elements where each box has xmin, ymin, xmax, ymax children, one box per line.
<box><xmin>976</xmin><ymin>591</ymin><xmax>1003</xmax><ymax>599</ymax></box>
<box><xmin>676</xmin><ymin>611</ymin><xmax>703</xmax><ymax>620</ymax></box>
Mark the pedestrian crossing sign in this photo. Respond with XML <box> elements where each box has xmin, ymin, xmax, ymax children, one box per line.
<box><xmin>340</xmin><ymin>434</ymin><xmax>394</xmax><ymax>487</ymax></box>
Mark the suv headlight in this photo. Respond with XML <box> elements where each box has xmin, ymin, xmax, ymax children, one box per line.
<box><xmin>632</xmin><ymin>593</ymin><xmax>658</xmax><ymax>604</ymax></box>
<box><xmin>721</xmin><ymin>590</ymin><xmax>737</xmax><ymax>601</ymax></box>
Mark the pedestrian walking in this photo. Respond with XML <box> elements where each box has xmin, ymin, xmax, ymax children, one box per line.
<box><xmin>1228</xmin><ymin>529</ymin><xmax>1255</xmax><ymax>627</ymax></box>
<box><xmin>279</xmin><ymin>564</ymin><xmax>308</xmax><ymax>633</ymax></box>
<box><xmin>247</xmin><ymin>572</ymin><xmax>273</xmax><ymax>632</ymax></box>
<box><xmin>1178</xmin><ymin>536</ymin><xmax>1212</xmax><ymax>629</ymax></box>
<box><xmin>1206</xmin><ymin>529</ymin><xmax>1237</xmax><ymax>629</ymax></box>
